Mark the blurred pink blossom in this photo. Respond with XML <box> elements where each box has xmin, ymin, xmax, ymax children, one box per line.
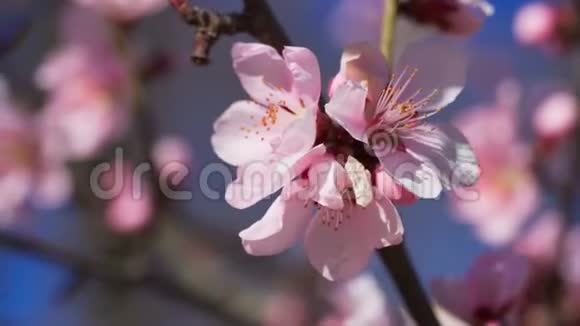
<box><xmin>513</xmin><ymin>2</ymin><xmax>558</xmax><ymax>47</ymax></box>
<box><xmin>262</xmin><ymin>293</ymin><xmax>308</xmax><ymax>326</ymax></box>
<box><xmin>320</xmin><ymin>274</ymin><xmax>392</xmax><ymax>326</ymax></box>
<box><xmin>513</xmin><ymin>211</ymin><xmax>563</xmax><ymax>268</ymax></box>
<box><xmin>0</xmin><ymin>83</ymin><xmax>71</xmax><ymax>222</ymax></box>
<box><xmin>36</xmin><ymin>7</ymin><xmax>132</xmax><ymax>161</ymax></box>
<box><xmin>432</xmin><ymin>252</ymin><xmax>530</xmax><ymax>324</ymax></box>
<box><xmin>328</xmin><ymin>0</ymin><xmax>493</xmax><ymax>48</ymax></box>
<box><xmin>211</xmin><ymin>42</ymin><xmax>321</xmax><ymax>209</ymax></box>
<box><xmin>239</xmin><ymin>152</ymin><xmax>404</xmax><ymax>281</ymax></box>
<box><xmin>102</xmin><ymin>161</ymin><xmax>154</xmax><ymax>234</ymax></box>
<box><xmin>41</xmin><ymin>80</ymin><xmax>127</xmax><ymax>160</ymax></box>
<box><xmin>452</xmin><ymin>82</ymin><xmax>539</xmax><ymax>245</ymax></box>
<box><xmin>533</xmin><ymin>91</ymin><xmax>578</xmax><ymax>141</ymax></box>
<box><xmin>152</xmin><ymin>135</ymin><xmax>193</xmax><ymax>170</ymax></box>
<box><xmin>71</xmin><ymin>0</ymin><xmax>166</xmax><ymax>21</ymax></box>
<box><xmin>326</xmin><ymin>42</ymin><xmax>479</xmax><ymax>200</ymax></box>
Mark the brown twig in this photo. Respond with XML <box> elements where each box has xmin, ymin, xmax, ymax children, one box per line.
<box><xmin>168</xmin><ymin>0</ymin><xmax>290</xmax><ymax>64</ymax></box>
<box><xmin>378</xmin><ymin>245</ymin><xmax>441</xmax><ymax>326</ymax></box>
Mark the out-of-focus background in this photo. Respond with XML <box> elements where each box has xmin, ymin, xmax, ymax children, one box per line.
<box><xmin>0</xmin><ymin>0</ymin><xmax>576</xmax><ymax>325</ymax></box>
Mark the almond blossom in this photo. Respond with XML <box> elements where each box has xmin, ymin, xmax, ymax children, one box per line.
<box><xmin>451</xmin><ymin>82</ymin><xmax>539</xmax><ymax>245</ymax></box>
<box><xmin>102</xmin><ymin>161</ymin><xmax>154</xmax><ymax>234</ymax></box>
<box><xmin>513</xmin><ymin>2</ymin><xmax>559</xmax><ymax>48</ymax></box>
<box><xmin>514</xmin><ymin>211</ymin><xmax>563</xmax><ymax>268</ymax></box>
<box><xmin>37</xmin><ymin>6</ymin><xmax>132</xmax><ymax>161</ymax></box>
<box><xmin>211</xmin><ymin>42</ymin><xmax>321</xmax><ymax>209</ymax></box>
<box><xmin>71</xmin><ymin>0</ymin><xmax>166</xmax><ymax>21</ymax></box>
<box><xmin>533</xmin><ymin>90</ymin><xmax>579</xmax><ymax>143</ymax></box>
<box><xmin>432</xmin><ymin>252</ymin><xmax>531</xmax><ymax>325</ymax></box>
<box><xmin>326</xmin><ymin>41</ymin><xmax>479</xmax><ymax>199</ymax></box>
<box><xmin>0</xmin><ymin>81</ymin><xmax>71</xmax><ymax>223</ymax></box>
<box><xmin>239</xmin><ymin>152</ymin><xmax>404</xmax><ymax>281</ymax></box>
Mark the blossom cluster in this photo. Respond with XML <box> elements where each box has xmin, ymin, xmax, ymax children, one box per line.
<box><xmin>212</xmin><ymin>0</ymin><xmax>491</xmax><ymax>281</ymax></box>
<box><xmin>0</xmin><ymin>1</ymin><xmax>183</xmax><ymax>232</ymax></box>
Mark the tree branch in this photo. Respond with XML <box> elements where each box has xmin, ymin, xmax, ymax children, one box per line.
<box><xmin>378</xmin><ymin>245</ymin><xmax>440</xmax><ymax>326</ymax></box>
<box><xmin>0</xmin><ymin>231</ymin><xmax>255</xmax><ymax>326</ymax></box>
<box><xmin>168</xmin><ymin>0</ymin><xmax>290</xmax><ymax>64</ymax></box>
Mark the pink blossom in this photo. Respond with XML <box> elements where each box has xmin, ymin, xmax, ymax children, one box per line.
<box><xmin>451</xmin><ymin>83</ymin><xmax>539</xmax><ymax>245</ymax></box>
<box><xmin>211</xmin><ymin>42</ymin><xmax>321</xmax><ymax>209</ymax></box>
<box><xmin>151</xmin><ymin>135</ymin><xmax>193</xmax><ymax>170</ymax></box>
<box><xmin>263</xmin><ymin>293</ymin><xmax>308</xmax><ymax>326</ymax></box>
<box><xmin>239</xmin><ymin>152</ymin><xmax>404</xmax><ymax>281</ymax></box>
<box><xmin>0</xmin><ymin>85</ymin><xmax>71</xmax><ymax>222</ymax></box>
<box><xmin>432</xmin><ymin>252</ymin><xmax>530</xmax><ymax>324</ymax></box>
<box><xmin>513</xmin><ymin>2</ymin><xmax>558</xmax><ymax>47</ymax></box>
<box><xmin>71</xmin><ymin>0</ymin><xmax>166</xmax><ymax>21</ymax></box>
<box><xmin>40</xmin><ymin>79</ymin><xmax>128</xmax><ymax>160</ymax></box>
<box><xmin>533</xmin><ymin>91</ymin><xmax>578</xmax><ymax>141</ymax></box>
<box><xmin>328</xmin><ymin>0</ymin><xmax>493</xmax><ymax>47</ymax></box>
<box><xmin>320</xmin><ymin>274</ymin><xmax>392</xmax><ymax>326</ymax></box>
<box><xmin>326</xmin><ymin>41</ymin><xmax>479</xmax><ymax>200</ymax></box>
<box><xmin>102</xmin><ymin>161</ymin><xmax>154</xmax><ymax>234</ymax></box>
<box><xmin>36</xmin><ymin>8</ymin><xmax>132</xmax><ymax>161</ymax></box>
<box><xmin>513</xmin><ymin>211</ymin><xmax>562</xmax><ymax>268</ymax></box>
<box><xmin>36</xmin><ymin>44</ymin><xmax>129</xmax><ymax>94</ymax></box>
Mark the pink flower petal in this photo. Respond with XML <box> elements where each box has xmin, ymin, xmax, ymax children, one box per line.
<box><xmin>402</xmin><ymin>124</ymin><xmax>480</xmax><ymax>190</ymax></box>
<box><xmin>514</xmin><ymin>211</ymin><xmax>562</xmax><ymax>266</ymax></box>
<box><xmin>446</xmin><ymin>0</ymin><xmax>491</xmax><ymax>35</ymax></box>
<box><xmin>533</xmin><ymin>91</ymin><xmax>579</xmax><ymax>139</ymax></box>
<box><xmin>330</xmin><ymin>43</ymin><xmax>389</xmax><ymax>102</ymax></box>
<box><xmin>226</xmin><ymin>145</ymin><xmax>326</xmax><ymax>210</ymax></box>
<box><xmin>105</xmin><ymin>188</ymin><xmax>154</xmax><ymax>234</ymax></box>
<box><xmin>392</xmin><ymin>17</ymin><xmax>438</xmax><ymax>65</ymax></box>
<box><xmin>513</xmin><ymin>2</ymin><xmax>557</xmax><ymax>47</ymax></box>
<box><xmin>304</xmin><ymin>199</ymin><xmax>403</xmax><ymax>281</ymax></box>
<box><xmin>282</xmin><ymin>46</ymin><xmax>321</xmax><ymax>107</ymax></box>
<box><xmin>304</xmin><ymin>212</ymin><xmax>374</xmax><ymax>281</ymax></box>
<box><xmin>211</xmin><ymin>100</ymin><xmax>281</xmax><ymax>166</ymax></box>
<box><xmin>308</xmin><ymin>158</ymin><xmax>348</xmax><ymax>210</ymax></box>
<box><xmin>325</xmin><ymin>81</ymin><xmax>369</xmax><ymax>142</ymax></box>
<box><xmin>151</xmin><ymin>135</ymin><xmax>193</xmax><ymax>170</ymax></box>
<box><xmin>394</xmin><ymin>36</ymin><xmax>467</xmax><ymax>113</ymax></box>
<box><xmin>232</xmin><ymin>42</ymin><xmax>293</xmax><ymax>105</ymax></box>
<box><xmin>239</xmin><ymin>190</ymin><xmax>312</xmax><ymax>256</ymax></box>
<box><xmin>367</xmin><ymin>198</ymin><xmax>405</xmax><ymax>248</ymax></box>
<box><xmin>374</xmin><ymin>168</ymin><xmax>417</xmax><ymax>205</ymax></box>
<box><xmin>378</xmin><ymin>151</ymin><xmax>443</xmax><ymax>199</ymax></box>
<box><xmin>73</xmin><ymin>0</ymin><xmax>166</xmax><ymax>21</ymax></box>
<box><xmin>41</xmin><ymin>82</ymin><xmax>120</xmax><ymax>160</ymax></box>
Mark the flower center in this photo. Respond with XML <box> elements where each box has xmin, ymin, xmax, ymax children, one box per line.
<box><xmin>317</xmin><ymin>195</ymin><xmax>357</xmax><ymax>231</ymax></box>
<box><xmin>374</xmin><ymin>66</ymin><xmax>442</xmax><ymax>131</ymax></box>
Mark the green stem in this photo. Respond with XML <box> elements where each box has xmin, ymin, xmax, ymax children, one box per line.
<box><xmin>380</xmin><ymin>0</ymin><xmax>398</xmax><ymax>63</ymax></box>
